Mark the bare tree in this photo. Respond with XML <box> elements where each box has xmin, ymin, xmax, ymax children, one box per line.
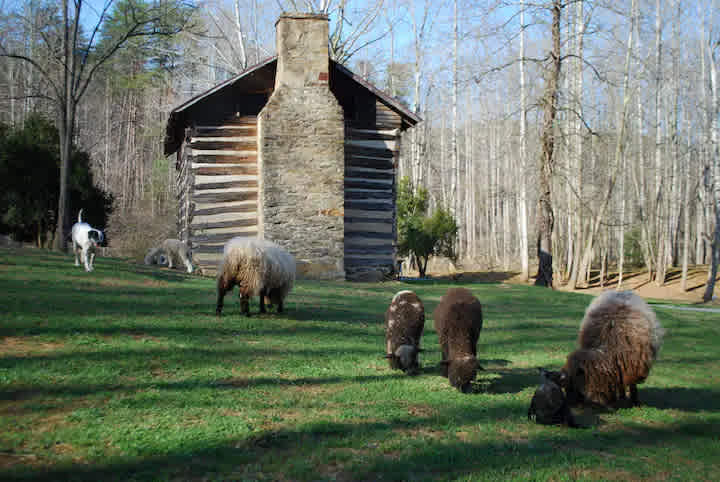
<box><xmin>0</xmin><ymin>0</ymin><xmax>195</xmax><ymax>250</ymax></box>
<box><xmin>702</xmin><ymin>29</ymin><xmax>720</xmax><ymax>302</ymax></box>
<box><xmin>534</xmin><ymin>0</ymin><xmax>562</xmax><ymax>288</ymax></box>
<box><xmin>517</xmin><ymin>0</ymin><xmax>529</xmax><ymax>281</ymax></box>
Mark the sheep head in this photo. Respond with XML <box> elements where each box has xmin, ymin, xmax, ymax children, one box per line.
<box><xmin>144</xmin><ymin>247</ymin><xmax>160</xmax><ymax>265</ymax></box>
<box><xmin>263</xmin><ymin>287</ymin><xmax>286</xmax><ymax>310</ymax></box>
<box><xmin>562</xmin><ymin>349</ymin><xmax>607</xmax><ymax>407</ymax></box>
<box><xmin>393</xmin><ymin>344</ymin><xmax>420</xmax><ymax>374</ymax></box>
<box><xmin>444</xmin><ymin>355</ymin><xmax>478</xmax><ymax>393</ymax></box>
<box><xmin>539</xmin><ymin>367</ymin><xmax>568</xmax><ymax>388</ymax></box>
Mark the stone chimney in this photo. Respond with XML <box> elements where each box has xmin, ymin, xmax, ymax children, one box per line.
<box><xmin>275</xmin><ymin>14</ymin><xmax>331</xmax><ymax>88</ymax></box>
<box><xmin>257</xmin><ymin>13</ymin><xmax>345</xmax><ymax>280</ymax></box>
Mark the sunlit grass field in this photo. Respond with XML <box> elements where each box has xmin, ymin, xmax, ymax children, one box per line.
<box><xmin>1</xmin><ymin>248</ymin><xmax>719</xmax><ymax>481</ymax></box>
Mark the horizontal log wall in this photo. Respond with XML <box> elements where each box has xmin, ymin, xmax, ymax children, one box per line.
<box><xmin>344</xmin><ymin>123</ymin><xmax>401</xmax><ymax>280</ymax></box>
<box><xmin>183</xmin><ymin>117</ymin><xmax>259</xmax><ymax>274</ymax></box>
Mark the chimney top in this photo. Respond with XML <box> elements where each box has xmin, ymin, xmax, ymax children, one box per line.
<box><xmin>276</xmin><ymin>12</ymin><xmax>330</xmax><ymax>25</ymax></box>
<box><xmin>274</xmin><ymin>13</ymin><xmax>331</xmax><ymax>89</ymax></box>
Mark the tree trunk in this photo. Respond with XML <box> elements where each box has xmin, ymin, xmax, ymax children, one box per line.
<box><xmin>518</xmin><ymin>0</ymin><xmax>530</xmax><ymax>281</ymax></box>
<box><xmin>451</xmin><ymin>0</ymin><xmax>460</xmax><ymax>253</ymax></box>
<box><xmin>702</xmin><ymin>42</ymin><xmax>719</xmax><ymax>302</ymax></box>
<box><xmin>578</xmin><ymin>0</ymin><xmax>635</xmax><ymax>288</ymax></box>
<box><xmin>681</xmin><ymin>116</ymin><xmax>692</xmax><ymax>291</ymax></box>
<box><xmin>535</xmin><ymin>0</ymin><xmax>561</xmax><ymax>288</ymax></box>
<box><xmin>53</xmin><ymin>0</ymin><xmax>75</xmax><ymax>252</ymax></box>
<box><xmin>653</xmin><ymin>0</ymin><xmax>665</xmax><ymax>286</ymax></box>
<box><xmin>567</xmin><ymin>0</ymin><xmax>586</xmax><ymax>289</ymax></box>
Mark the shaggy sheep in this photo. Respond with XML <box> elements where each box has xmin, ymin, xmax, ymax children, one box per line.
<box><xmin>433</xmin><ymin>287</ymin><xmax>484</xmax><ymax>393</ymax></box>
<box><xmin>216</xmin><ymin>237</ymin><xmax>296</xmax><ymax>317</ymax></box>
<box><xmin>384</xmin><ymin>290</ymin><xmax>425</xmax><ymax>374</ymax></box>
<box><xmin>561</xmin><ymin>290</ymin><xmax>664</xmax><ymax>408</ymax></box>
<box><xmin>528</xmin><ymin>368</ymin><xmax>578</xmax><ymax>427</ymax></box>
<box><xmin>144</xmin><ymin>239</ymin><xmax>193</xmax><ymax>273</ymax></box>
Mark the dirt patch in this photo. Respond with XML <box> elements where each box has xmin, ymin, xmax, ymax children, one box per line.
<box><xmin>0</xmin><ymin>451</ymin><xmax>40</xmax><ymax>470</ymax></box>
<box><xmin>561</xmin><ymin>468</ymin><xmax>640</xmax><ymax>481</ymax></box>
<box><xmin>393</xmin><ymin>426</ymin><xmax>444</xmax><ymax>440</ymax></box>
<box><xmin>498</xmin><ymin>427</ymin><xmax>530</xmax><ymax>445</ymax></box>
<box><xmin>93</xmin><ymin>277</ymin><xmax>170</xmax><ymax>289</ymax></box>
<box><xmin>555</xmin><ymin>266</ymin><xmax>720</xmax><ymax>305</ymax></box>
<box><xmin>0</xmin><ymin>337</ymin><xmax>64</xmax><ymax>357</ymax></box>
<box><xmin>405</xmin><ymin>404</ymin><xmax>435</xmax><ymax>418</ymax></box>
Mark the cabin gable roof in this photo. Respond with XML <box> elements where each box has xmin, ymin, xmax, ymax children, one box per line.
<box><xmin>164</xmin><ymin>56</ymin><xmax>420</xmax><ymax>156</ymax></box>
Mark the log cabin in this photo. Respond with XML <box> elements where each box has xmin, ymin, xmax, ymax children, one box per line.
<box><xmin>164</xmin><ymin>13</ymin><xmax>420</xmax><ymax>280</ymax></box>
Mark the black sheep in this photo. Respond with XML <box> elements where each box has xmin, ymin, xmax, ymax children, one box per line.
<box><xmin>528</xmin><ymin>368</ymin><xmax>578</xmax><ymax>427</ymax></box>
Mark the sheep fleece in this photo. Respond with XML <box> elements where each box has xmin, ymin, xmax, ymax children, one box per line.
<box><xmin>565</xmin><ymin>290</ymin><xmax>664</xmax><ymax>406</ymax></box>
<box><xmin>433</xmin><ymin>287</ymin><xmax>483</xmax><ymax>390</ymax></box>
<box><xmin>385</xmin><ymin>290</ymin><xmax>425</xmax><ymax>370</ymax></box>
<box><xmin>218</xmin><ymin>237</ymin><xmax>295</xmax><ymax>305</ymax></box>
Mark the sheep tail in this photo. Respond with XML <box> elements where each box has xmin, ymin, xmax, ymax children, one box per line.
<box><xmin>78</xmin><ymin>209</ymin><xmax>84</xmax><ymax>223</ymax></box>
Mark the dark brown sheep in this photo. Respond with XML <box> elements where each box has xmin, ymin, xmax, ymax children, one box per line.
<box><xmin>561</xmin><ymin>291</ymin><xmax>664</xmax><ymax>408</ymax></box>
<box><xmin>384</xmin><ymin>290</ymin><xmax>425</xmax><ymax>374</ymax></box>
<box><xmin>433</xmin><ymin>287</ymin><xmax>483</xmax><ymax>393</ymax></box>
<box><xmin>528</xmin><ymin>368</ymin><xmax>578</xmax><ymax>427</ymax></box>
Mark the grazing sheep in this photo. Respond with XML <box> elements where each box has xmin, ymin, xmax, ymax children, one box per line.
<box><xmin>528</xmin><ymin>368</ymin><xmax>578</xmax><ymax>427</ymax></box>
<box><xmin>433</xmin><ymin>287</ymin><xmax>484</xmax><ymax>393</ymax></box>
<box><xmin>561</xmin><ymin>291</ymin><xmax>664</xmax><ymax>408</ymax></box>
<box><xmin>216</xmin><ymin>237</ymin><xmax>296</xmax><ymax>317</ymax></box>
<box><xmin>144</xmin><ymin>239</ymin><xmax>193</xmax><ymax>273</ymax></box>
<box><xmin>385</xmin><ymin>290</ymin><xmax>425</xmax><ymax>374</ymax></box>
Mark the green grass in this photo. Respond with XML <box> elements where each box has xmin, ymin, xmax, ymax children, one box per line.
<box><xmin>1</xmin><ymin>248</ymin><xmax>719</xmax><ymax>481</ymax></box>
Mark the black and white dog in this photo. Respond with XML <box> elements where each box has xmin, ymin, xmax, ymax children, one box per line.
<box><xmin>71</xmin><ymin>209</ymin><xmax>105</xmax><ymax>272</ymax></box>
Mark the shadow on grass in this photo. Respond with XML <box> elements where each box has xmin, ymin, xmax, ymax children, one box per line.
<box><xmin>430</xmin><ymin>271</ymin><xmax>519</xmax><ymax>283</ymax></box>
<box><xmin>0</xmin><ymin>372</ymin><xmax>411</xmax><ymax>406</ymax></box>
<box><xmin>3</xmin><ymin>408</ymin><xmax>718</xmax><ymax>481</ymax></box>
<box><xmin>640</xmin><ymin>386</ymin><xmax>720</xmax><ymax>412</ymax></box>
<box><xmin>143</xmin><ymin>268</ymin><xmax>194</xmax><ymax>282</ymax></box>
<box><xmin>484</xmin><ymin>367</ymin><xmax>539</xmax><ymax>394</ymax></box>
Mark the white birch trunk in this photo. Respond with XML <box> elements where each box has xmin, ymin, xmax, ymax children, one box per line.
<box><xmin>653</xmin><ymin>0</ymin><xmax>666</xmax><ymax>285</ymax></box>
<box><xmin>518</xmin><ymin>0</ymin><xmax>529</xmax><ymax>281</ymax></box>
<box><xmin>702</xmin><ymin>37</ymin><xmax>720</xmax><ymax>302</ymax></box>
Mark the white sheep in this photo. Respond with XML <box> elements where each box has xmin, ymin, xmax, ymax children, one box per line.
<box><xmin>216</xmin><ymin>237</ymin><xmax>296</xmax><ymax>317</ymax></box>
<box><xmin>144</xmin><ymin>239</ymin><xmax>193</xmax><ymax>273</ymax></box>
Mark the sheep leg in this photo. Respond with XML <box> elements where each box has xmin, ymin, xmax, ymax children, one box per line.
<box><xmin>74</xmin><ymin>243</ymin><xmax>81</xmax><ymax>266</ymax></box>
<box><xmin>630</xmin><ymin>384</ymin><xmax>639</xmax><ymax>406</ymax></box>
<box><xmin>258</xmin><ymin>289</ymin><xmax>267</xmax><ymax>314</ymax></box>
<box><xmin>439</xmin><ymin>347</ymin><xmax>449</xmax><ymax>378</ymax></box>
<box><xmin>216</xmin><ymin>278</ymin><xmax>232</xmax><ymax>316</ymax></box>
<box><xmin>240</xmin><ymin>292</ymin><xmax>251</xmax><ymax>316</ymax></box>
<box><xmin>277</xmin><ymin>297</ymin><xmax>284</xmax><ymax>314</ymax></box>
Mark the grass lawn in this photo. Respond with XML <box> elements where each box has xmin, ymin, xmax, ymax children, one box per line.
<box><xmin>1</xmin><ymin>248</ymin><xmax>719</xmax><ymax>481</ymax></box>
